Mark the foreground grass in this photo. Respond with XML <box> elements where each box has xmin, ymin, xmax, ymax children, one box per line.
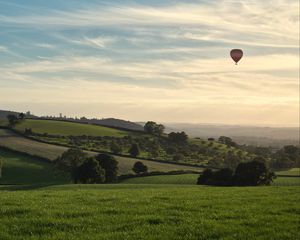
<box><xmin>16</xmin><ymin>119</ymin><xmax>128</xmax><ymax>137</ymax></box>
<box><xmin>122</xmin><ymin>174</ymin><xmax>199</xmax><ymax>185</ymax></box>
<box><xmin>0</xmin><ymin>185</ymin><xmax>299</xmax><ymax>240</ymax></box>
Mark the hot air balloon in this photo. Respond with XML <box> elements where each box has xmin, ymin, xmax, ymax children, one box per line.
<box><xmin>230</xmin><ymin>49</ymin><xmax>243</xmax><ymax>65</ymax></box>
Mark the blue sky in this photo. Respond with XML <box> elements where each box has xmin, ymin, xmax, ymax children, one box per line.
<box><xmin>0</xmin><ymin>0</ymin><xmax>299</xmax><ymax>126</ymax></box>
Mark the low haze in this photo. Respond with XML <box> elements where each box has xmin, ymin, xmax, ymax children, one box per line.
<box><xmin>0</xmin><ymin>0</ymin><xmax>299</xmax><ymax>126</ymax></box>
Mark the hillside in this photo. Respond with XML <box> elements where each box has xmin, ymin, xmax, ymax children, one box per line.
<box><xmin>165</xmin><ymin>123</ymin><xmax>299</xmax><ymax>147</ymax></box>
<box><xmin>0</xmin><ymin>129</ymin><xmax>202</xmax><ymax>176</ymax></box>
<box><xmin>13</xmin><ymin>119</ymin><xmax>249</xmax><ymax>167</ymax></box>
<box><xmin>15</xmin><ymin>119</ymin><xmax>129</xmax><ymax>137</ymax></box>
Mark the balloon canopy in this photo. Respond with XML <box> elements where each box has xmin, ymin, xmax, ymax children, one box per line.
<box><xmin>230</xmin><ymin>49</ymin><xmax>243</xmax><ymax>65</ymax></box>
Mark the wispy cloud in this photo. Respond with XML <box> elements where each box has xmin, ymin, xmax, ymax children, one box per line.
<box><xmin>0</xmin><ymin>0</ymin><xmax>298</xmax><ymax>125</ymax></box>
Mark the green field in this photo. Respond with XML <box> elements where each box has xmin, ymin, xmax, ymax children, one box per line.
<box><xmin>0</xmin><ymin>185</ymin><xmax>299</xmax><ymax>240</ymax></box>
<box><xmin>276</xmin><ymin>168</ymin><xmax>300</xmax><ymax>176</ymax></box>
<box><xmin>0</xmin><ymin>149</ymin><xmax>67</xmax><ymax>185</ymax></box>
<box><xmin>122</xmin><ymin>173</ymin><xmax>300</xmax><ymax>186</ymax></box>
<box><xmin>16</xmin><ymin>119</ymin><xmax>128</xmax><ymax>137</ymax></box>
<box><xmin>122</xmin><ymin>174</ymin><xmax>199</xmax><ymax>185</ymax></box>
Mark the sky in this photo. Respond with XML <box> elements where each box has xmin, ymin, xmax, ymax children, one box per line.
<box><xmin>0</xmin><ymin>0</ymin><xmax>299</xmax><ymax>126</ymax></box>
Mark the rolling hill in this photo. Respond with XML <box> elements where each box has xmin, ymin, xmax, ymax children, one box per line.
<box><xmin>0</xmin><ymin>129</ymin><xmax>202</xmax><ymax>178</ymax></box>
<box><xmin>15</xmin><ymin>119</ymin><xmax>129</xmax><ymax>137</ymax></box>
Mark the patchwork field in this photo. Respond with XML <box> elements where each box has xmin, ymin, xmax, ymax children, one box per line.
<box><xmin>0</xmin><ymin>129</ymin><xmax>202</xmax><ymax>176</ymax></box>
<box><xmin>0</xmin><ymin>185</ymin><xmax>299</xmax><ymax>240</ymax></box>
<box><xmin>15</xmin><ymin>119</ymin><xmax>128</xmax><ymax>137</ymax></box>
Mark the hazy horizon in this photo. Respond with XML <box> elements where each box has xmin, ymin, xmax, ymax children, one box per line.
<box><xmin>0</xmin><ymin>0</ymin><xmax>299</xmax><ymax>127</ymax></box>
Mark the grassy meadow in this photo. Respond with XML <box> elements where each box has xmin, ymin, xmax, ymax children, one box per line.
<box><xmin>15</xmin><ymin>119</ymin><xmax>128</xmax><ymax>137</ymax></box>
<box><xmin>0</xmin><ymin>185</ymin><xmax>299</xmax><ymax>240</ymax></box>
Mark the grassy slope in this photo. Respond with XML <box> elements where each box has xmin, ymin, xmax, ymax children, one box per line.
<box><xmin>122</xmin><ymin>173</ymin><xmax>300</xmax><ymax>186</ymax></box>
<box><xmin>0</xmin><ymin>129</ymin><xmax>202</xmax><ymax>176</ymax></box>
<box><xmin>122</xmin><ymin>174</ymin><xmax>198</xmax><ymax>185</ymax></box>
<box><xmin>16</xmin><ymin>119</ymin><xmax>128</xmax><ymax>137</ymax></box>
<box><xmin>0</xmin><ymin>149</ymin><xmax>67</xmax><ymax>185</ymax></box>
<box><xmin>276</xmin><ymin>168</ymin><xmax>300</xmax><ymax>176</ymax></box>
<box><xmin>0</xmin><ymin>185</ymin><xmax>299</xmax><ymax>240</ymax></box>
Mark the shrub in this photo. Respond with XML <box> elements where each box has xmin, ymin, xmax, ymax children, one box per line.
<box><xmin>132</xmin><ymin>161</ymin><xmax>148</xmax><ymax>174</ymax></box>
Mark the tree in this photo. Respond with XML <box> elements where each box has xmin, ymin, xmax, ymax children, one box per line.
<box><xmin>129</xmin><ymin>143</ymin><xmax>140</xmax><ymax>157</ymax></box>
<box><xmin>54</xmin><ymin>148</ymin><xmax>87</xmax><ymax>183</ymax></box>
<box><xmin>110</xmin><ymin>142</ymin><xmax>122</xmax><ymax>154</ymax></box>
<box><xmin>95</xmin><ymin>154</ymin><xmax>118</xmax><ymax>183</ymax></box>
<box><xmin>0</xmin><ymin>157</ymin><xmax>3</xmax><ymax>178</ymax></box>
<box><xmin>144</xmin><ymin>121</ymin><xmax>165</xmax><ymax>136</ymax></box>
<box><xmin>7</xmin><ymin>114</ymin><xmax>19</xmax><ymax>128</ymax></box>
<box><xmin>19</xmin><ymin>113</ymin><xmax>25</xmax><ymax>120</ymax></box>
<box><xmin>218</xmin><ymin>136</ymin><xmax>237</xmax><ymax>147</ymax></box>
<box><xmin>233</xmin><ymin>161</ymin><xmax>276</xmax><ymax>186</ymax></box>
<box><xmin>168</xmin><ymin>132</ymin><xmax>188</xmax><ymax>144</ymax></box>
<box><xmin>197</xmin><ymin>169</ymin><xmax>213</xmax><ymax>185</ymax></box>
<box><xmin>76</xmin><ymin>157</ymin><xmax>105</xmax><ymax>184</ymax></box>
<box><xmin>132</xmin><ymin>161</ymin><xmax>148</xmax><ymax>174</ymax></box>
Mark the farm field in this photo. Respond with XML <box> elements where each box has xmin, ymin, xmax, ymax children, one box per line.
<box><xmin>15</xmin><ymin>119</ymin><xmax>129</xmax><ymax>137</ymax></box>
<box><xmin>276</xmin><ymin>168</ymin><xmax>300</xmax><ymax>176</ymax></box>
<box><xmin>122</xmin><ymin>174</ymin><xmax>199</xmax><ymax>185</ymax></box>
<box><xmin>0</xmin><ymin>149</ymin><xmax>67</xmax><ymax>185</ymax></box>
<box><xmin>0</xmin><ymin>185</ymin><xmax>299</xmax><ymax>240</ymax></box>
<box><xmin>122</xmin><ymin>173</ymin><xmax>300</xmax><ymax>186</ymax></box>
<box><xmin>0</xmin><ymin>129</ymin><xmax>203</xmax><ymax>176</ymax></box>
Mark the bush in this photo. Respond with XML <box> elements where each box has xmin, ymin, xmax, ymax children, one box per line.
<box><xmin>132</xmin><ymin>161</ymin><xmax>148</xmax><ymax>174</ymax></box>
<box><xmin>197</xmin><ymin>161</ymin><xmax>276</xmax><ymax>186</ymax></box>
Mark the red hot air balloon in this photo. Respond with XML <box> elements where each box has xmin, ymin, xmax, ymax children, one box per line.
<box><xmin>230</xmin><ymin>49</ymin><xmax>243</xmax><ymax>65</ymax></box>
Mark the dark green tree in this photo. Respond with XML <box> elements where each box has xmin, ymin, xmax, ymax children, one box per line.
<box><xmin>110</xmin><ymin>142</ymin><xmax>122</xmax><ymax>154</ymax></box>
<box><xmin>168</xmin><ymin>132</ymin><xmax>188</xmax><ymax>144</ymax></box>
<box><xmin>233</xmin><ymin>161</ymin><xmax>276</xmax><ymax>186</ymax></box>
<box><xmin>54</xmin><ymin>148</ymin><xmax>87</xmax><ymax>183</ymax></box>
<box><xmin>76</xmin><ymin>157</ymin><xmax>105</xmax><ymax>184</ymax></box>
<box><xmin>7</xmin><ymin>114</ymin><xmax>19</xmax><ymax>128</ymax></box>
<box><xmin>197</xmin><ymin>169</ymin><xmax>213</xmax><ymax>185</ymax></box>
<box><xmin>0</xmin><ymin>157</ymin><xmax>3</xmax><ymax>178</ymax></box>
<box><xmin>129</xmin><ymin>143</ymin><xmax>140</xmax><ymax>157</ymax></box>
<box><xmin>132</xmin><ymin>161</ymin><xmax>148</xmax><ymax>174</ymax></box>
<box><xmin>95</xmin><ymin>154</ymin><xmax>118</xmax><ymax>183</ymax></box>
<box><xmin>218</xmin><ymin>136</ymin><xmax>237</xmax><ymax>147</ymax></box>
<box><xmin>144</xmin><ymin>121</ymin><xmax>165</xmax><ymax>135</ymax></box>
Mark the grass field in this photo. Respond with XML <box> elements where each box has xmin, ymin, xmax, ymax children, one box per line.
<box><xmin>122</xmin><ymin>173</ymin><xmax>300</xmax><ymax>186</ymax></box>
<box><xmin>0</xmin><ymin>184</ymin><xmax>299</xmax><ymax>240</ymax></box>
<box><xmin>276</xmin><ymin>168</ymin><xmax>300</xmax><ymax>176</ymax></box>
<box><xmin>122</xmin><ymin>174</ymin><xmax>199</xmax><ymax>185</ymax></box>
<box><xmin>0</xmin><ymin>129</ymin><xmax>202</xmax><ymax>176</ymax></box>
<box><xmin>16</xmin><ymin>119</ymin><xmax>128</xmax><ymax>137</ymax></box>
<box><xmin>0</xmin><ymin>149</ymin><xmax>67</xmax><ymax>185</ymax></box>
